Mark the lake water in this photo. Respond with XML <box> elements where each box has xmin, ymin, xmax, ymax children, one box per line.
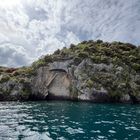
<box><xmin>0</xmin><ymin>101</ymin><xmax>140</xmax><ymax>140</ymax></box>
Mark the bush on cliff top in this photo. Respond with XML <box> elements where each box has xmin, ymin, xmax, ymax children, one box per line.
<box><xmin>0</xmin><ymin>40</ymin><xmax>139</xmax><ymax>78</ymax></box>
<box><xmin>30</xmin><ymin>40</ymin><xmax>139</xmax><ymax>73</ymax></box>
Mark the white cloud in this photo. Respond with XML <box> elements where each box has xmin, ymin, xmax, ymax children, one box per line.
<box><xmin>0</xmin><ymin>0</ymin><xmax>139</xmax><ymax>67</ymax></box>
<box><xmin>0</xmin><ymin>43</ymin><xmax>32</xmax><ymax>67</ymax></box>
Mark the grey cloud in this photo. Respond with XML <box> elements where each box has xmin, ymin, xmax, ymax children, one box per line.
<box><xmin>0</xmin><ymin>0</ymin><xmax>140</xmax><ymax>67</ymax></box>
<box><xmin>0</xmin><ymin>43</ymin><xmax>31</xmax><ymax>67</ymax></box>
<box><xmin>60</xmin><ymin>0</ymin><xmax>140</xmax><ymax>44</ymax></box>
<box><xmin>25</xmin><ymin>6</ymin><xmax>48</xmax><ymax>21</ymax></box>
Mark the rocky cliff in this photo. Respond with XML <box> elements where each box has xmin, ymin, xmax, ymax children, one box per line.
<box><xmin>0</xmin><ymin>40</ymin><xmax>140</xmax><ymax>103</ymax></box>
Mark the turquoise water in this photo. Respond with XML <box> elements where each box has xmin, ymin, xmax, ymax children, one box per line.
<box><xmin>0</xmin><ymin>101</ymin><xmax>140</xmax><ymax>140</ymax></box>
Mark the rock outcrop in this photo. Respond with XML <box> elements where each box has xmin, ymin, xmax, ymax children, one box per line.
<box><xmin>0</xmin><ymin>40</ymin><xmax>140</xmax><ymax>103</ymax></box>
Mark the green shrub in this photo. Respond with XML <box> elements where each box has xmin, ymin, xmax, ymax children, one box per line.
<box><xmin>96</xmin><ymin>39</ymin><xmax>103</xmax><ymax>44</ymax></box>
<box><xmin>70</xmin><ymin>44</ymin><xmax>76</xmax><ymax>49</ymax></box>
<box><xmin>117</xmin><ymin>44</ymin><xmax>132</xmax><ymax>51</ymax></box>
<box><xmin>19</xmin><ymin>78</ymin><xmax>26</xmax><ymax>83</ymax></box>
<box><xmin>112</xmin><ymin>41</ymin><xmax>123</xmax><ymax>46</ymax></box>
<box><xmin>12</xmin><ymin>71</ymin><xmax>20</xmax><ymax>76</ymax></box>
<box><xmin>59</xmin><ymin>47</ymin><xmax>71</xmax><ymax>57</ymax></box>
<box><xmin>81</xmin><ymin>41</ymin><xmax>87</xmax><ymax>44</ymax></box>
<box><xmin>0</xmin><ymin>69</ymin><xmax>4</xmax><ymax>73</ymax></box>
<box><xmin>100</xmin><ymin>56</ymin><xmax>110</xmax><ymax>64</ymax></box>
<box><xmin>77</xmin><ymin>44</ymin><xmax>88</xmax><ymax>51</ymax></box>
<box><xmin>90</xmin><ymin>55</ymin><xmax>101</xmax><ymax>63</ymax></box>
<box><xmin>101</xmin><ymin>42</ymin><xmax>110</xmax><ymax>47</ymax></box>
<box><xmin>32</xmin><ymin>59</ymin><xmax>46</xmax><ymax>69</ymax></box>
<box><xmin>0</xmin><ymin>75</ymin><xmax>10</xmax><ymax>83</ymax></box>
<box><xmin>44</xmin><ymin>55</ymin><xmax>53</xmax><ymax>63</ymax></box>
<box><xmin>132</xmin><ymin>63</ymin><xmax>140</xmax><ymax>72</ymax></box>
<box><xmin>129</xmin><ymin>55</ymin><xmax>137</xmax><ymax>62</ymax></box>
<box><xmin>87</xmin><ymin>79</ymin><xmax>94</xmax><ymax>88</ymax></box>
<box><xmin>83</xmin><ymin>46</ymin><xmax>91</xmax><ymax>52</ymax></box>
<box><xmin>10</xmin><ymin>77</ymin><xmax>18</xmax><ymax>82</ymax></box>
<box><xmin>73</xmin><ymin>57</ymin><xmax>82</xmax><ymax>65</ymax></box>
<box><xmin>78</xmin><ymin>52</ymin><xmax>89</xmax><ymax>58</ymax></box>
<box><xmin>24</xmin><ymin>67</ymin><xmax>36</xmax><ymax>75</ymax></box>
<box><xmin>54</xmin><ymin>49</ymin><xmax>61</xmax><ymax>55</ymax></box>
<box><xmin>124</xmin><ymin>43</ymin><xmax>136</xmax><ymax>49</ymax></box>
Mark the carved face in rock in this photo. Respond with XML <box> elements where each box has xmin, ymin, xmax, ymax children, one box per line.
<box><xmin>47</xmin><ymin>69</ymin><xmax>71</xmax><ymax>98</ymax></box>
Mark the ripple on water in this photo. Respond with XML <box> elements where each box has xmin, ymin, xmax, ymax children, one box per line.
<box><xmin>66</xmin><ymin>127</ymin><xmax>85</xmax><ymax>134</ymax></box>
<box><xmin>91</xmin><ymin>130</ymin><xmax>101</xmax><ymax>133</ymax></box>
<box><xmin>125</xmin><ymin>126</ymin><xmax>139</xmax><ymax>131</ymax></box>
<box><xmin>108</xmin><ymin>130</ymin><xmax>116</xmax><ymax>134</ymax></box>
<box><xmin>0</xmin><ymin>102</ymin><xmax>140</xmax><ymax>140</ymax></box>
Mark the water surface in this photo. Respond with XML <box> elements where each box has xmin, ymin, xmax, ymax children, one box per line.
<box><xmin>0</xmin><ymin>101</ymin><xmax>140</xmax><ymax>140</ymax></box>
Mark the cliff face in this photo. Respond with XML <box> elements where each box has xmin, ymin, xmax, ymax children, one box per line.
<box><xmin>31</xmin><ymin>62</ymin><xmax>71</xmax><ymax>100</ymax></box>
<box><xmin>0</xmin><ymin>40</ymin><xmax>140</xmax><ymax>103</ymax></box>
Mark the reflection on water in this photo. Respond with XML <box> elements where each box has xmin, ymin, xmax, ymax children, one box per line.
<box><xmin>0</xmin><ymin>101</ymin><xmax>140</xmax><ymax>140</ymax></box>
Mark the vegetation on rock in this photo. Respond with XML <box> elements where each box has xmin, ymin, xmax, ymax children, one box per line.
<box><xmin>0</xmin><ymin>40</ymin><xmax>139</xmax><ymax>103</ymax></box>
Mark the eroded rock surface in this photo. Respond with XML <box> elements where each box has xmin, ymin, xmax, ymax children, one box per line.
<box><xmin>0</xmin><ymin>40</ymin><xmax>140</xmax><ymax>103</ymax></box>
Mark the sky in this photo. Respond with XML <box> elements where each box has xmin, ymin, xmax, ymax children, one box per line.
<box><xmin>0</xmin><ymin>0</ymin><xmax>140</xmax><ymax>67</ymax></box>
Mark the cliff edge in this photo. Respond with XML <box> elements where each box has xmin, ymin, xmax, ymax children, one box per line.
<box><xmin>0</xmin><ymin>40</ymin><xmax>140</xmax><ymax>103</ymax></box>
